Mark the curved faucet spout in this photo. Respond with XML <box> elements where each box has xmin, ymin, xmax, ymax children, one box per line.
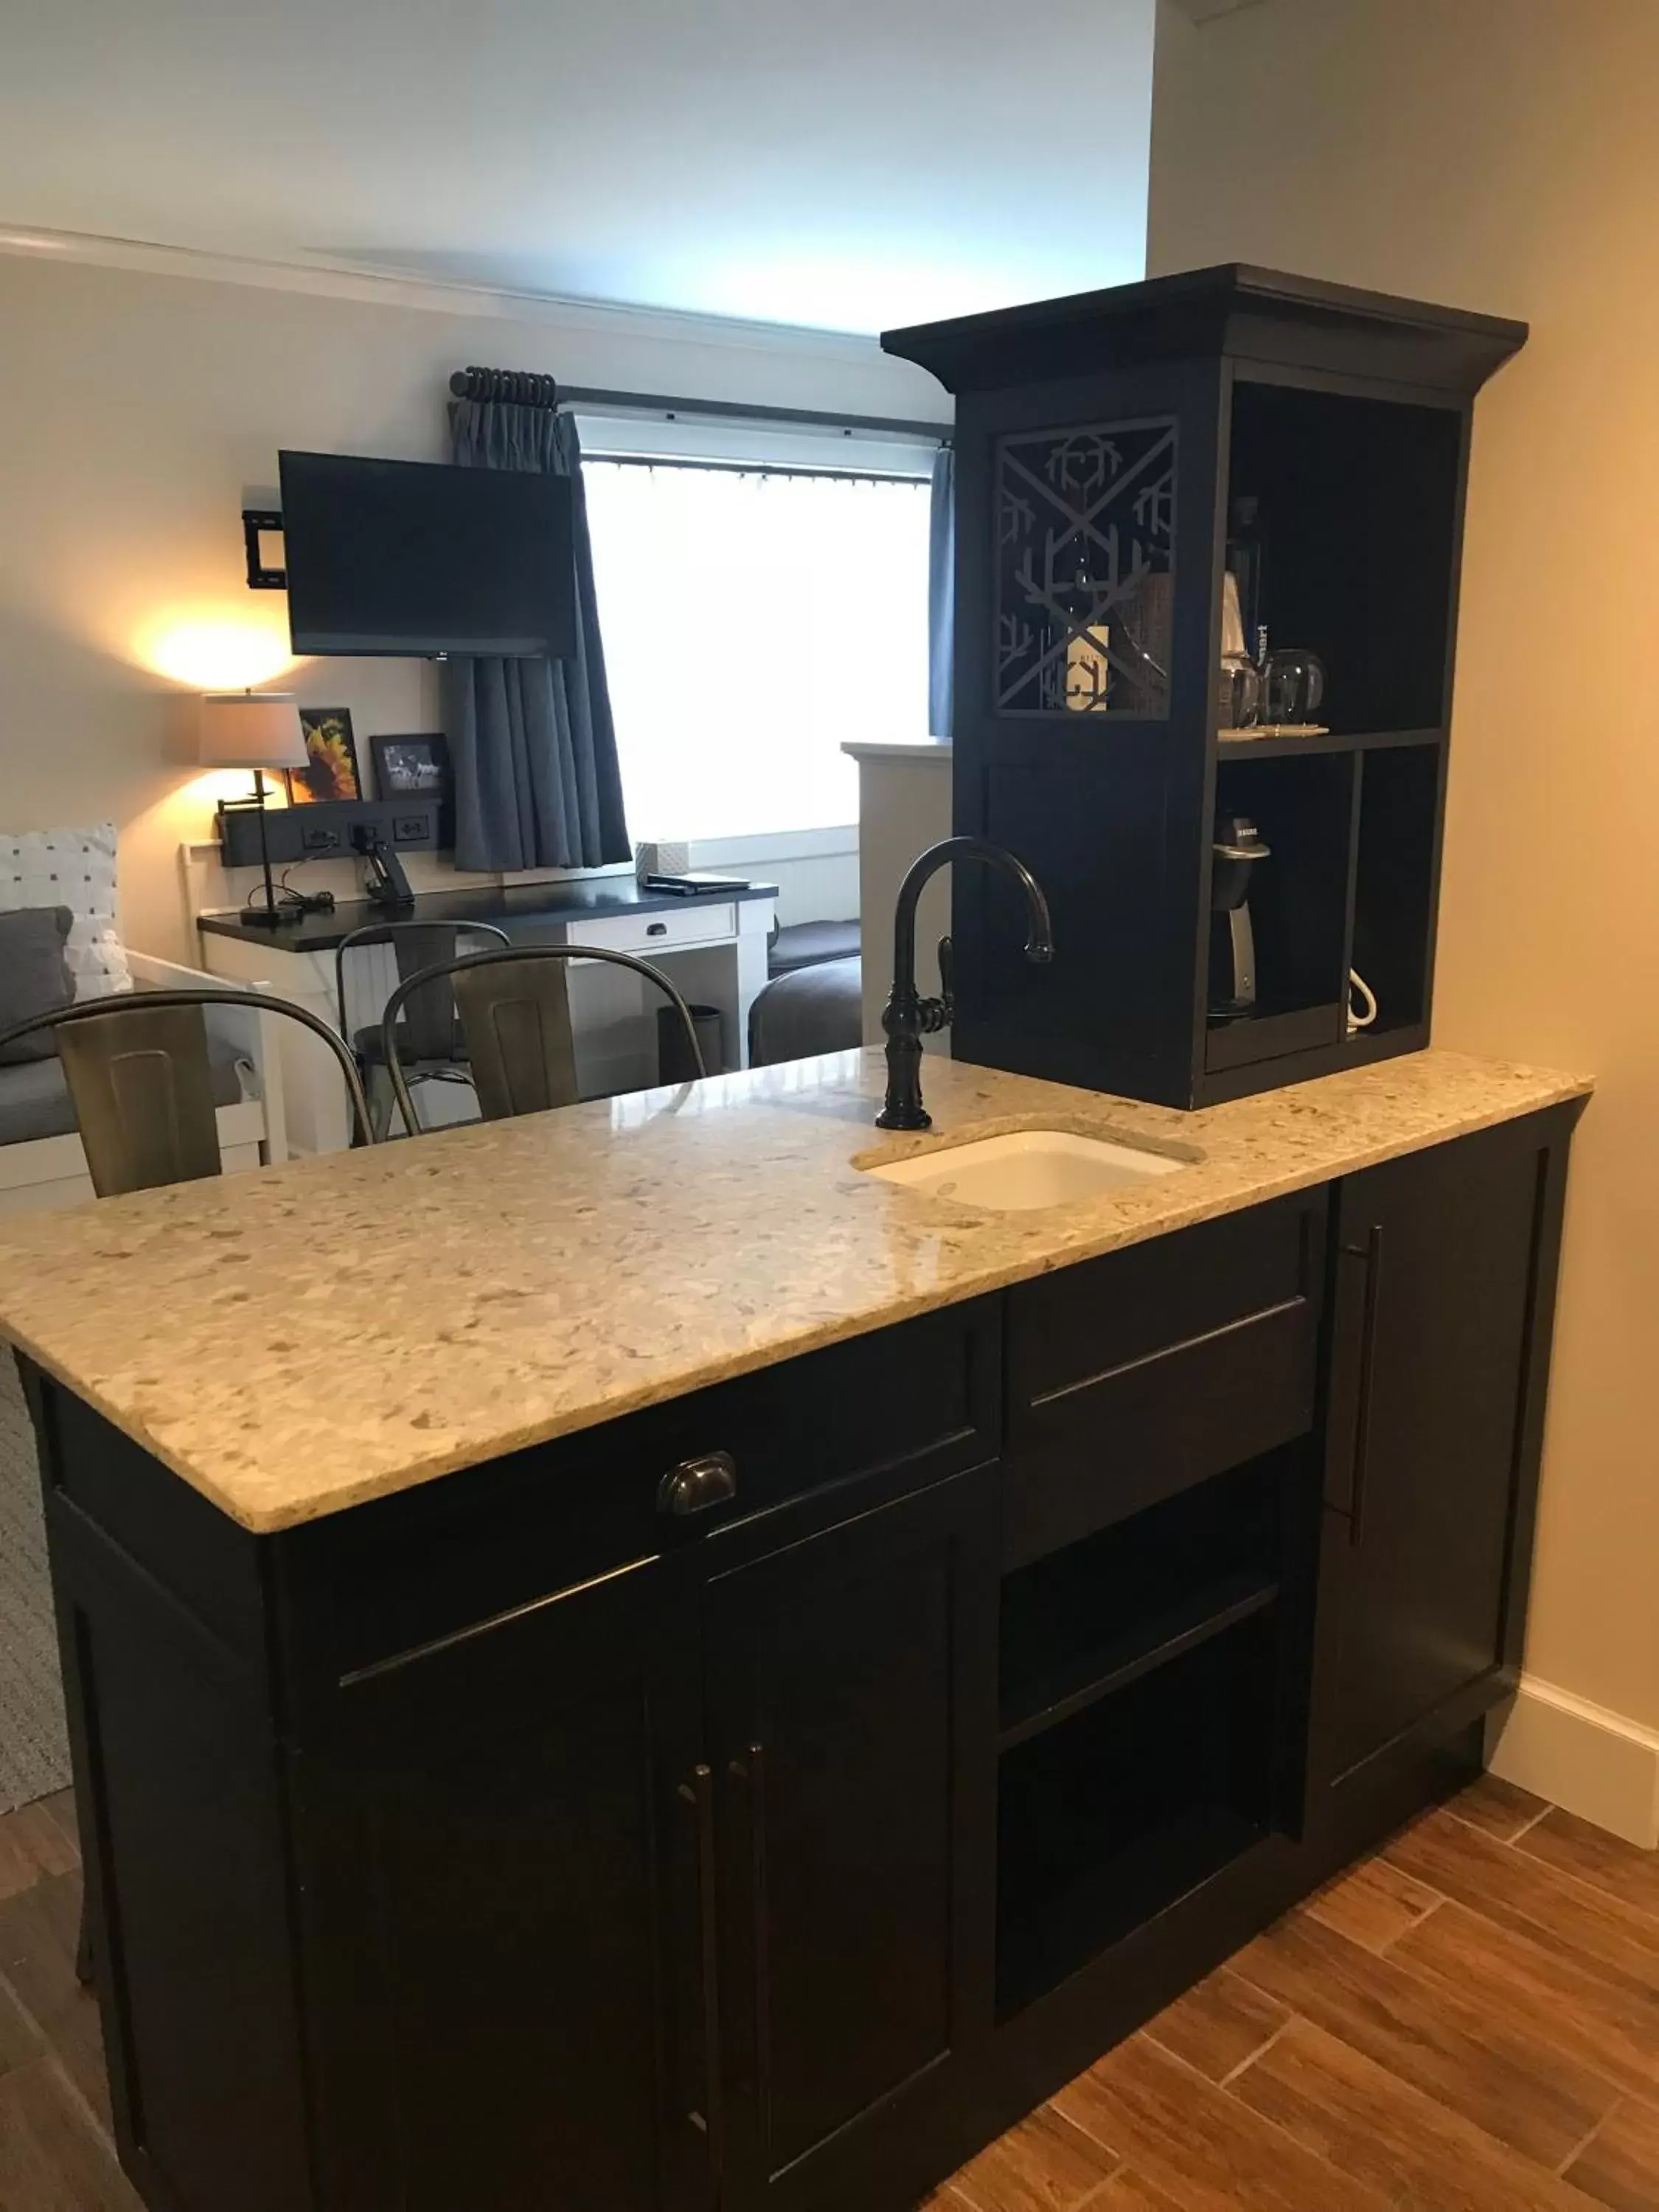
<box><xmin>877</xmin><ymin>837</ymin><xmax>1054</xmax><ymax>1132</ymax></box>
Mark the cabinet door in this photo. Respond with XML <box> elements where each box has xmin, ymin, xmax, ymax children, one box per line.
<box><xmin>310</xmin><ymin>1554</ymin><xmax>706</xmax><ymax>2212</ymax></box>
<box><xmin>703</xmin><ymin>1467</ymin><xmax>998</xmax><ymax>2211</ymax></box>
<box><xmin>1310</xmin><ymin>1117</ymin><xmax>1564</xmax><ymax>1798</ymax></box>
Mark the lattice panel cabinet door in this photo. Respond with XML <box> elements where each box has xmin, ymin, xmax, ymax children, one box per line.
<box><xmin>995</xmin><ymin>419</ymin><xmax>1177</xmax><ymax>719</ymax></box>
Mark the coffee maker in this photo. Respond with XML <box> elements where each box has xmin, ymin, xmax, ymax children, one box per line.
<box><xmin>1209</xmin><ymin>815</ymin><xmax>1271</xmax><ymax>1018</ymax></box>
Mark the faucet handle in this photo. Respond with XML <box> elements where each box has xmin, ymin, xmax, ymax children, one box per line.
<box><xmin>917</xmin><ymin>931</ymin><xmax>953</xmax><ymax>1036</ymax></box>
<box><xmin>936</xmin><ymin>933</ymin><xmax>956</xmax><ymax>1023</ymax></box>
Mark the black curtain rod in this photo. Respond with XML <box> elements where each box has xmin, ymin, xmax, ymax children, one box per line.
<box><xmin>565</xmin><ymin>385</ymin><xmax>950</xmax><ymax>443</ymax></box>
<box><xmin>588</xmin><ymin>452</ymin><xmax>928</xmax><ymax>487</ymax></box>
<box><xmin>448</xmin><ymin>366</ymin><xmax>949</xmax><ymax>443</ymax></box>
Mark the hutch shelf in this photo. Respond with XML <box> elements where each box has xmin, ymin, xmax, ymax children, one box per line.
<box><xmin>883</xmin><ymin>264</ymin><xmax>1526</xmax><ymax>1108</ymax></box>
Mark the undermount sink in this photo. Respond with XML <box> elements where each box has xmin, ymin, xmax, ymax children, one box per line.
<box><xmin>862</xmin><ymin>1128</ymin><xmax>1186</xmax><ymax>1212</ymax></box>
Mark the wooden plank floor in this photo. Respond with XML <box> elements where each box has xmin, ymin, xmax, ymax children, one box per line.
<box><xmin>1</xmin><ymin>1778</ymin><xmax>1655</xmax><ymax>2209</ymax></box>
<box><xmin>928</xmin><ymin>1777</ymin><xmax>1659</xmax><ymax>2212</ymax></box>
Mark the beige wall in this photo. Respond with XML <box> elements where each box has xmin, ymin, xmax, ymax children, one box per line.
<box><xmin>0</xmin><ymin>248</ymin><xmax>945</xmax><ymax>961</ymax></box>
<box><xmin>1150</xmin><ymin>0</ymin><xmax>1659</xmax><ymax>1732</ymax></box>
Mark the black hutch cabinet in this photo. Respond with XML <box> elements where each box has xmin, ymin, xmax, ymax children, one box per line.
<box><xmin>883</xmin><ymin>265</ymin><xmax>1526</xmax><ymax>1107</ymax></box>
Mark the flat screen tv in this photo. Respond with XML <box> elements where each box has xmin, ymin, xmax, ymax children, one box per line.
<box><xmin>278</xmin><ymin>451</ymin><xmax>576</xmax><ymax>658</ymax></box>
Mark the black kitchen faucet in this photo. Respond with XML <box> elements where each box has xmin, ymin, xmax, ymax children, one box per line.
<box><xmin>876</xmin><ymin>837</ymin><xmax>1054</xmax><ymax>1131</ymax></box>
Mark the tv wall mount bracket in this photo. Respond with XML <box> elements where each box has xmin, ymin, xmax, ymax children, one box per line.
<box><xmin>243</xmin><ymin>508</ymin><xmax>286</xmax><ymax>591</ymax></box>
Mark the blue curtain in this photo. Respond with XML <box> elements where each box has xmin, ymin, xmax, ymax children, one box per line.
<box><xmin>443</xmin><ymin>402</ymin><xmax>630</xmax><ymax>872</ymax></box>
<box><xmin>928</xmin><ymin>445</ymin><xmax>956</xmax><ymax>740</ymax></box>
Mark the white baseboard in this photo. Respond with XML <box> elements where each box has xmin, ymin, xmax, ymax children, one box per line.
<box><xmin>1486</xmin><ymin>1676</ymin><xmax>1659</xmax><ymax>1847</ymax></box>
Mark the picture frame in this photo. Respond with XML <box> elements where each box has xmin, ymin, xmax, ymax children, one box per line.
<box><xmin>370</xmin><ymin>732</ymin><xmax>451</xmax><ymax>801</ymax></box>
<box><xmin>288</xmin><ymin>708</ymin><xmax>361</xmax><ymax>804</ymax></box>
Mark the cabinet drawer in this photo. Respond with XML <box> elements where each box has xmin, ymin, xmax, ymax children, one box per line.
<box><xmin>1003</xmin><ymin>1194</ymin><xmax>1324</xmax><ymax>1568</ymax></box>
<box><xmin>281</xmin><ymin>1298</ymin><xmax>1000</xmax><ymax>1680</ymax></box>
<box><xmin>568</xmin><ymin>902</ymin><xmax>737</xmax><ymax>956</ymax></box>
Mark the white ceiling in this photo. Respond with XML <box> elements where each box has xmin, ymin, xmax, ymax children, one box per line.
<box><xmin>0</xmin><ymin>0</ymin><xmax>1157</xmax><ymax>335</ymax></box>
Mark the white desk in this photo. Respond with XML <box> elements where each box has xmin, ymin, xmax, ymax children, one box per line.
<box><xmin>198</xmin><ymin>881</ymin><xmax>776</xmax><ymax>1154</ymax></box>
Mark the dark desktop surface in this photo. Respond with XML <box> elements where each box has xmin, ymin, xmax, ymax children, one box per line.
<box><xmin>198</xmin><ymin>878</ymin><xmax>778</xmax><ymax>953</ymax></box>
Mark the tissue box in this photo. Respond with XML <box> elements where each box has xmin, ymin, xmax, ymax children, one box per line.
<box><xmin>634</xmin><ymin>841</ymin><xmax>690</xmax><ymax>883</ymax></box>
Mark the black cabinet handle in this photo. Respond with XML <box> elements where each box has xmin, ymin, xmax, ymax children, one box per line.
<box><xmin>728</xmin><ymin>1744</ymin><xmax>773</xmax><ymax>2135</ymax></box>
<box><xmin>658</xmin><ymin>1453</ymin><xmax>738</xmax><ymax>1518</ymax></box>
<box><xmin>678</xmin><ymin>1764</ymin><xmax>728</xmax><ymax>2183</ymax></box>
<box><xmin>1343</xmin><ymin>1225</ymin><xmax>1385</xmax><ymax>1546</ymax></box>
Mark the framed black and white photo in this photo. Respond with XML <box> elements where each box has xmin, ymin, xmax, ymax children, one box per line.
<box><xmin>370</xmin><ymin>733</ymin><xmax>451</xmax><ymax>799</ymax></box>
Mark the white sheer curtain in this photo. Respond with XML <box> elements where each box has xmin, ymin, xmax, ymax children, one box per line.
<box><xmin>583</xmin><ymin>462</ymin><xmax>931</xmax><ymax>841</ymax></box>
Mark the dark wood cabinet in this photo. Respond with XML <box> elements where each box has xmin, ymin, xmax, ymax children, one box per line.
<box><xmin>24</xmin><ymin>1127</ymin><xmax>1582</xmax><ymax>2212</ymax></box>
<box><xmin>1309</xmin><ymin>1107</ymin><xmax>1576</xmax><ymax>1815</ymax></box>
<box><xmin>305</xmin><ymin>1461</ymin><xmax>1000</xmax><ymax>2212</ymax></box>
<box><xmin>307</xmin><ymin>1552</ymin><xmax>703</xmax><ymax>2212</ymax></box>
<box><xmin>881</xmin><ymin>267</ymin><xmax>1528</xmax><ymax>1107</ymax></box>
<box><xmin>29</xmin><ymin>1299</ymin><xmax>1002</xmax><ymax>2212</ymax></box>
<box><xmin>704</xmin><ymin>1468</ymin><xmax>998</xmax><ymax>2211</ymax></box>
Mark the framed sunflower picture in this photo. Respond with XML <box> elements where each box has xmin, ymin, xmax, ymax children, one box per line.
<box><xmin>289</xmin><ymin>708</ymin><xmax>362</xmax><ymax>804</ymax></box>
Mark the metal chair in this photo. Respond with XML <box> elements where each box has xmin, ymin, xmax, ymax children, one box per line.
<box><xmin>380</xmin><ymin>945</ymin><xmax>707</xmax><ymax>1137</ymax></box>
<box><xmin>0</xmin><ymin>985</ymin><xmax>374</xmax><ymax>1194</ymax></box>
<box><xmin>333</xmin><ymin>919</ymin><xmax>512</xmax><ymax>1141</ymax></box>
<box><xmin>0</xmin><ymin>985</ymin><xmax>372</xmax><ymax>1989</ymax></box>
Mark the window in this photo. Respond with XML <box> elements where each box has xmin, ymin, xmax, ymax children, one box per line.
<box><xmin>584</xmin><ymin>457</ymin><xmax>933</xmax><ymax>842</ymax></box>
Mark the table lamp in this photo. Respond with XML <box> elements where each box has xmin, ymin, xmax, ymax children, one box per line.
<box><xmin>199</xmin><ymin>691</ymin><xmax>308</xmax><ymax>928</ymax></box>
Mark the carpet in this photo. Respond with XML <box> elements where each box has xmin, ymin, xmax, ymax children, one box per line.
<box><xmin>0</xmin><ymin>1351</ymin><xmax>69</xmax><ymax>1812</ymax></box>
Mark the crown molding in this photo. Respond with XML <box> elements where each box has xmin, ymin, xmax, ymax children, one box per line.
<box><xmin>0</xmin><ymin>222</ymin><xmax>900</xmax><ymax>367</ymax></box>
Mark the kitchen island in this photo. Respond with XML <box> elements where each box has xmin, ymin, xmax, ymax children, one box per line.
<box><xmin>0</xmin><ymin>1047</ymin><xmax>1589</xmax><ymax>2212</ymax></box>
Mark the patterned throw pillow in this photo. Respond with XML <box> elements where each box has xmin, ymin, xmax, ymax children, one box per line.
<box><xmin>0</xmin><ymin>823</ymin><xmax>133</xmax><ymax>998</ymax></box>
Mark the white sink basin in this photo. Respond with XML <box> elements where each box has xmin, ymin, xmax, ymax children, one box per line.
<box><xmin>863</xmin><ymin>1128</ymin><xmax>1185</xmax><ymax>1212</ymax></box>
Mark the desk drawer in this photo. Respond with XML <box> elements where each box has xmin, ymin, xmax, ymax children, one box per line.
<box><xmin>569</xmin><ymin>903</ymin><xmax>737</xmax><ymax>956</ymax></box>
<box><xmin>1004</xmin><ymin>1194</ymin><xmax>1325</xmax><ymax>1567</ymax></box>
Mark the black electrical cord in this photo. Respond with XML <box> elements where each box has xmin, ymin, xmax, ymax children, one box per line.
<box><xmin>242</xmin><ymin>876</ymin><xmax>305</xmax><ymax>918</ymax></box>
<box><xmin>239</xmin><ymin>863</ymin><xmax>334</xmax><ymax>919</ymax></box>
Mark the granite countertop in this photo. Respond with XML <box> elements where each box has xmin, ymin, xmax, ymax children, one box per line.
<box><xmin>0</xmin><ymin>1048</ymin><xmax>1589</xmax><ymax>1534</ymax></box>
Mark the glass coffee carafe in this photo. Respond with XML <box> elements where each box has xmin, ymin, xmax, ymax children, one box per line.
<box><xmin>1262</xmin><ymin>650</ymin><xmax>1326</xmax><ymax>725</ymax></box>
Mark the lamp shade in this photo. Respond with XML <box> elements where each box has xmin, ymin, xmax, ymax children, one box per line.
<box><xmin>198</xmin><ymin>691</ymin><xmax>307</xmax><ymax>771</ymax></box>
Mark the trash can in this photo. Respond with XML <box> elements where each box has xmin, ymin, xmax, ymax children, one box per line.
<box><xmin>658</xmin><ymin>1004</ymin><xmax>724</xmax><ymax>1084</ymax></box>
